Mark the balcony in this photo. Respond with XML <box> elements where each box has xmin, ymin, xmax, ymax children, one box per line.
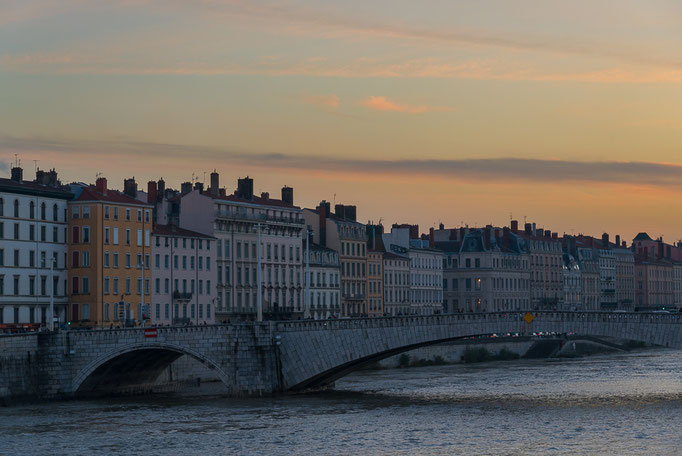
<box><xmin>173</xmin><ymin>291</ymin><xmax>193</xmax><ymax>301</ymax></box>
<box><xmin>214</xmin><ymin>210</ymin><xmax>304</xmax><ymax>226</ymax></box>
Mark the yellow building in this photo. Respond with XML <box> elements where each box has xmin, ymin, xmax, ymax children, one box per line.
<box><xmin>68</xmin><ymin>178</ymin><xmax>153</xmax><ymax>327</ymax></box>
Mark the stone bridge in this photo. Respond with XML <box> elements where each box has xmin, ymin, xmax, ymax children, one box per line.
<box><xmin>0</xmin><ymin>311</ymin><xmax>680</xmax><ymax>400</ymax></box>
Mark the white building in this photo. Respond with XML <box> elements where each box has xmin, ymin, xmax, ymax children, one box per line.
<box><xmin>177</xmin><ymin>175</ymin><xmax>304</xmax><ymax>320</ymax></box>
<box><xmin>305</xmin><ymin>240</ymin><xmax>341</xmax><ymax>319</ymax></box>
<box><xmin>0</xmin><ymin>167</ymin><xmax>72</xmax><ymax>327</ymax></box>
<box><xmin>382</xmin><ymin>226</ymin><xmax>443</xmax><ymax>315</ymax></box>
<box><xmin>382</xmin><ymin>252</ymin><xmax>410</xmax><ymax>316</ymax></box>
<box><xmin>152</xmin><ymin>225</ymin><xmax>217</xmax><ymax>325</ymax></box>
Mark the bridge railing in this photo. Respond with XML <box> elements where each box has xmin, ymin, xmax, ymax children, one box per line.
<box><xmin>52</xmin><ymin>311</ymin><xmax>680</xmax><ymax>336</ymax></box>
<box><xmin>272</xmin><ymin>311</ymin><xmax>681</xmax><ymax>332</ymax></box>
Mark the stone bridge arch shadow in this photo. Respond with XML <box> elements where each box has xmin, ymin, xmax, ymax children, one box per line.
<box><xmin>73</xmin><ymin>342</ymin><xmax>229</xmax><ymax>397</ymax></box>
<box><xmin>288</xmin><ymin>335</ymin><xmax>476</xmax><ymax>392</ymax></box>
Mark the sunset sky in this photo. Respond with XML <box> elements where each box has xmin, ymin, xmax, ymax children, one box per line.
<box><xmin>2</xmin><ymin>1</ymin><xmax>682</xmax><ymax>242</ymax></box>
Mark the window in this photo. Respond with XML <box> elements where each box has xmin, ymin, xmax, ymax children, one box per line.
<box><xmin>82</xmin><ymin>277</ymin><xmax>90</xmax><ymax>293</ymax></box>
<box><xmin>113</xmin><ymin>207</ymin><xmax>118</xmax><ymax>220</ymax></box>
<box><xmin>40</xmin><ymin>202</ymin><xmax>46</xmax><ymax>220</ymax></box>
<box><xmin>113</xmin><ymin>227</ymin><xmax>119</xmax><ymax>245</ymax></box>
<box><xmin>104</xmin><ymin>227</ymin><xmax>110</xmax><ymax>244</ymax></box>
<box><xmin>125</xmin><ymin>208</ymin><xmax>130</xmax><ymax>221</ymax></box>
<box><xmin>104</xmin><ymin>277</ymin><xmax>110</xmax><ymax>294</ymax></box>
<box><xmin>125</xmin><ymin>229</ymin><xmax>131</xmax><ymax>245</ymax></box>
<box><xmin>0</xmin><ymin>198</ymin><xmax>3</xmax><ymax>216</ymax></box>
<box><xmin>155</xmin><ymin>254</ymin><xmax>160</xmax><ymax>268</ymax></box>
<box><xmin>53</xmin><ymin>226</ymin><xmax>58</xmax><ymax>242</ymax></box>
<box><xmin>137</xmin><ymin>209</ymin><xmax>142</xmax><ymax>222</ymax></box>
<box><xmin>30</xmin><ymin>224</ymin><xmax>35</xmax><ymax>240</ymax></box>
<box><xmin>40</xmin><ymin>225</ymin><xmax>46</xmax><ymax>241</ymax></box>
<box><xmin>14</xmin><ymin>249</ymin><xmax>20</xmax><ymax>267</ymax></box>
<box><xmin>155</xmin><ymin>278</ymin><xmax>160</xmax><ymax>294</ymax></box>
<box><xmin>82</xmin><ymin>206</ymin><xmax>90</xmax><ymax>219</ymax></box>
<box><xmin>72</xmin><ymin>206</ymin><xmax>79</xmax><ymax>219</ymax></box>
<box><xmin>82</xmin><ymin>251</ymin><xmax>90</xmax><ymax>267</ymax></box>
<box><xmin>113</xmin><ymin>277</ymin><xmax>119</xmax><ymax>295</ymax></box>
<box><xmin>30</xmin><ymin>201</ymin><xmax>35</xmax><ymax>219</ymax></box>
<box><xmin>104</xmin><ymin>206</ymin><xmax>110</xmax><ymax>219</ymax></box>
<box><xmin>82</xmin><ymin>227</ymin><xmax>90</xmax><ymax>243</ymax></box>
<box><xmin>125</xmin><ymin>277</ymin><xmax>131</xmax><ymax>294</ymax></box>
<box><xmin>136</xmin><ymin>229</ymin><xmax>142</xmax><ymax>246</ymax></box>
<box><xmin>14</xmin><ymin>199</ymin><xmax>19</xmax><ymax>217</ymax></box>
<box><xmin>113</xmin><ymin>252</ymin><xmax>119</xmax><ymax>268</ymax></box>
<box><xmin>14</xmin><ymin>223</ymin><xmax>19</xmax><ymax>239</ymax></box>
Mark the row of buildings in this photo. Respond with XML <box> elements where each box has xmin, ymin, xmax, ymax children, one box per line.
<box><xmin>1</xmin><ymin>165</ymin><xmax>680</xmax><ymax>328</ymax></box>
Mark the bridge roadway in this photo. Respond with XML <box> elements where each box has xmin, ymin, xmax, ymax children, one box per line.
<box><xmin>0</xmin><ymin>311</ymin><xmax>680</xmax><ymax>400</ymax></box>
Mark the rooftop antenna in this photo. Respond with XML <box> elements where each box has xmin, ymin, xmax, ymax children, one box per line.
<box><xmin>33</xmin><ymin>159</ymin><xmax>39</xmax><ymax>173</ymax></box>
<box><xmin>523</xmin><ymin>215</ymin><xmax>527</xmax><ymax>224</ymax></box>
<box><xmin>333</xmin><ymin>193</ymin><xmax>336</xmax><ymax>206</ymax></box>
<box><xmin>95</xmin><ymin>172</ymin><xmax>103</xmax><ymax>179</ymax></box>
<box><xmin>203</xmin><ymin>171</ymin><xmax>207</xmax><ymax>183</ymax></box>
<box><xmin>509</xmin><ymin>212</ymin><xmax>513</xmax><ymax>222</ymax></box>
<box><xmin>14</xmin><ymin>153</ymin><xmax>20</xmax><ymax>167</ymax></box>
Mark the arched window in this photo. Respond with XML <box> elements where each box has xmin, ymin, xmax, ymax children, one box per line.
<box><xmin>14</xmin><ymin>199</ymin><xmax>19</xmax><ymax>217</ymax></box>
<box><xmin>53</xmin><ymin>204</ymin><xmax>58</xmax><ymax>221</ymax></box>
<box><xmin>29</xmin><ymin>201</ymin><xmax>35</xmax><ymax>219</ymax></box>
<box><xmin>40</xmin><ymin>202</ymin><xmax>46</xmax><ymax>220</ymax></box>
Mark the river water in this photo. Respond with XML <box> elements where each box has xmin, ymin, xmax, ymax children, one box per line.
<box><xmin>2</xmin><ymin>349</ymin><xmax>680</xmax><ymax>455</ymax></box>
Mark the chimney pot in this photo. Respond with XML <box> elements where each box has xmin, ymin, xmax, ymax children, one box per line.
<box><xmin>10</xmin><ymin>166</ymin><xmax>23</xmax><ymax>182</ymax></box>
<box><xmin>96</xmin><ymin>177</ymin><xmax>108</xmax><ymax>195</ymax></box>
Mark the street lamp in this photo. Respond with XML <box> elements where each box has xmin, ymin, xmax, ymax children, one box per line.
<box><xmin>49</xmin><ymin>256</ymin><xmax>56</xmax><ymax>331</ymax></box>
<box><xmin>304</xmin><ymin>227</ymin><xmax>313</xmax><ymax>319</ymax></box>
<box><xmin>253</xmin><ymin>223</ymin><xmax>269</xmax><ymax>321</ymax></box>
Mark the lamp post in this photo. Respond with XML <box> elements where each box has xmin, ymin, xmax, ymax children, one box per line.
<box><xmin>304</xmin><ymin>227</ymin><xmax>312</xmax><ymax>319</ymax></box>
<box><xmin>49</xmin><ymin>256</ymin><xmax>56</xmax><ymax>331</ymax></box>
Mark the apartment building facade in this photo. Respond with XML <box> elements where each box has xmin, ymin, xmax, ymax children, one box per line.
<box><xmin>68</xmin><ymin>178</ymin><xmax>153</xmax><ymax>327</ymax></box>
<box><xmin>0</xmin><ymin>167</ymin><xmax>72</xmax><ymax>327</ymax></box>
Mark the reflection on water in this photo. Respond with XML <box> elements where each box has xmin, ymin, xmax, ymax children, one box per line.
<box><xmin>1</xmin><ymin>350</ymin><xmax>680</xmax><ymax>455</ymax></box>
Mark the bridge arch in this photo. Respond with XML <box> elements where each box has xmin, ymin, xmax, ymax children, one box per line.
<box><xmin>278</xmin><ymin>312</ymin><xmax>682</xmax><ymax>392</ymax></box>
<box><xmin>73</xmin><ymin>342</ymin><xmax>230</xmax><ymax>396</ymax></box>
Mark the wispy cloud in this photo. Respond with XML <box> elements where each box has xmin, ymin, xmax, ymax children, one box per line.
<box><xmin>3</xmin><ymin>135</ymin><xmax>682</xmax><ymax>189</ymax></box>
<box><xmin>361</xmin><ymin>96</ymin><xmax>453</xmax><ymax>114</ymax></box>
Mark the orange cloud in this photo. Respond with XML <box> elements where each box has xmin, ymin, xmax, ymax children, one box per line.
<box><xmin>361</xmin><ymin>96</ymin><xmax>452</xmax><ymax>114</ymax></box>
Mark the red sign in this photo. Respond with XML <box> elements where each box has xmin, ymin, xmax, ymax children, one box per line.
<box><xmin>144</xmin><ymin>328</ymin><xmax>158</xmax><ymax>338</ymax></box>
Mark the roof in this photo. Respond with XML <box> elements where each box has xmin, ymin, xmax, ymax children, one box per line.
<box><xmin>74</xmin><ymin>186</ymin><xmax>152</xmax><ymax>206</ymax></box>
<box><xmin>0</xmin><ymin>178</ymin><xmax>73</xmax><ymax>200</ymax></box>
<box><xmin>211</xmin><ymin>192</ymin><xmax>298</xmax><ymax>209</ymax></box>
<box><xmin>382</xmin><ymin>252</ymin><xmax>409</xmax><ymax>261</ymax></box>
<box><xmin>152</xmin><ymin>224</ymin><xmax>214</xmax><ymax>239</ymax></box>
<box><xmin>303</xmin><ymin>208</ymin><xmax>363</xmax><ymax>225</ymax></box>
<box><xmin>302</xmin><ymin>239</ymin><xmax>337</xmax><ymax>253</ymax></box>
<box><xmin>633</xmin><ymin>232</ymin><xmax>653</xmax><ymax>241</ymax></box>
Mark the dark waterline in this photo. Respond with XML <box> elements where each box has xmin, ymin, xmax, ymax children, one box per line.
<box><xmin>2</xmin><ymin>350</ymin><xmax>680</xmax><ymax>455</ymax></box>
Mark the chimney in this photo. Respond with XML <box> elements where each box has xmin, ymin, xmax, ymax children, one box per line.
<box><xmin>544</xmin><ymin>230</ymin><xmax>551</xmax><ymax>239</ymax></box>
<box><xmin>532</xmin><ymin>223</ymin><xmax>537</xmax><ymax>236</ymax></box>
<box><xmin>410</xmin><ymin>225</ymin><xmax>419</xmax><ymax>240</ymax></box>
<box><xmin>180</xmin><ymin>182</ymin><xmax>192</xmax><ymax>195</ymax></box>
<box><xmin>602</xmin><ymin>233</ymin><xmax>609</xmax><ymax>248</ymax></box>
<box><xmin>503</xmin><ymin>227</ymin><xmax>511</xmax><ymax>249</ymax></box>
<box><xmin>318</xmin><ymin>201</ymin><xmax>328</xmax><ymax>247</ymax></box>
<box><xmin>429</xmin><ymin>227</ymin><xmax>435</xmax><ymax>249</ymax></box>
<box><xmin>552</xmin><ymin>232</ymin><xmax>558</xmax><ymax>240</ymax></box>
<box><xmin>281</xmin><ymin>186</ymin><xmax>294</xmax><ymax>205</ymax></box>
<box><xmin>335</xmin><ymin>204</ymin><xmax>345</xmax><ymax>219</ymax></box>
<box><xmin>47</xmin><ymin>169</ymin><xmax>58</xmax><ymax>187</ymax></box>
<box><xmin>439</xmin><ymin>222</ymin><xmax>444</xmax><ymax>230</ymax></box>
<box><xmin>484</xmin><ymin>226</ymin><xmax>492</xmax><ymax>249</ymax></box>
<box><xmin>147</xmin><ymin>181</ymin><xmax>157</xmax><ymax>204</ymax></box>
<box><xmin>261</xmin><ymin>191</ymin><xmax>269</xmax><ymax>200</ymax></box>
<box><xmin>123</xmin><ymin>177</ymin><xmax>137</xmax><ymax>198</ymax></box>
<box><xmin>96</xmin><ymin>177</ymin><xmax>108</xmax><ymax>195</ymax></box>
<box><xmin>157</xmin><ymin>178</ymin><xmax>166</xmax><ymax>199</ymax></box>
<box><xmin>219</xmin><ymin>188</ymin><xmax>226</xmax><ymax>197</ymax></box>
<box><xmin>346</xmin><ymin>205</ymin><xmax>357</xmax><ymax>222</ymax></box>
<box><xmin>10</xmin><ymin>166</ymin><xmax>23</xmax><ymax>182</ymax></box>
<box><xmin>210</xmin><ymin>170</ymin><xmax>219</xmax><ymax>196</ymax></box>
<box><xmin>194</xmin><ymin>182</ymin><xmax>204</xmax><ymax>192</ymax></box>
<box><xmin>537</xmin><ymin>228</ymin><xmax>544</xmax><ymax>238</ymax></box>
<box><xmin>236</xmin><ymin>177</ymin><xmax>254</xmax><ymax>200</ymax></box>
<box><xmin>657</xmin><ymin>241</ymin><xmax>664</xmax><ymax>259</ymax></box>
<box><xmin>524</xmin><ymin>223</ymin><xmax>532</xmax><ymax>235</ymax></box>
<box><xmin>622</xmin><ymin>241</ymin><xmax>627</xmax><ymax>248</ymax></box>
<box><xmin>666</xmin><ymin>245</ymin><xmax>671</xmax><ymax>258</ymax></box>
<box><xmin>35</xmin><ymin>169</ymin><xmax>48</xmax><ymax>185</ymax></box>
<box><xmin>511</xmin><ymin>220</ymin><xmax>518</xmax><ymax>233</ymax></box>
<box><xmin>615</xmin><ymin>235</ymin><xmax>621</xmax><ymax>247</ymax></box>
<box><xmin>459</xmin><ymin>227</ymin><xmax>466</xmax><ymax>241</ymax></box>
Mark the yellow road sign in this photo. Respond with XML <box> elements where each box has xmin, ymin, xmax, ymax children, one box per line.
<box><xmin>523</xmin><ymin>312</ymin><xmax>535</xmax><ymax>324</ymax></box>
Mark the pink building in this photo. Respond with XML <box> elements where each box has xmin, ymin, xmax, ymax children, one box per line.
<box><xmin>151</xmin><ymin>225</ymin><xmax>216</xmax><ymax>325</ymax></box>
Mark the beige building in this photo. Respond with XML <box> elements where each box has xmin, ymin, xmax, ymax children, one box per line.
<box><xmin>303</xmin><ymin>201</ymin><xmax>368</xmax><ymax>317</ymax></box>
<box><xmin>382</xmin><ymin>252</ymin><xmax>410</xmax><ymax>316</ymax></box>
